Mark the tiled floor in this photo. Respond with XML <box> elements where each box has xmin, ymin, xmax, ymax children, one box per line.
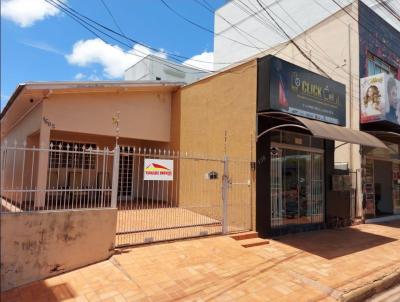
<box><xmin>2</xmin><ymin>221</ymin><xmax>400</xmax><ymax>302</ymax></box>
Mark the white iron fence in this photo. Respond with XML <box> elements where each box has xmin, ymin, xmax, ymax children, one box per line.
<box><xmin>1</xmin><ymin>143</ymin><xmax>113</xmax><ymax>212</ymax></box>
<box><xmin>114</xmin><ymin>147</ymin><xmax>252</xmax><ymax>246</ymax></box>
<box><xmin>1</xmin><ymin>143</ymin><xmax>253</xmax><ymax>246</ymax></box>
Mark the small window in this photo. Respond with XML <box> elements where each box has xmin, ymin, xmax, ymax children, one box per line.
<box><xmin>156</xmin><ymin>76</ymin><xmax>161</xmax><ymax>81</ymax></box>
<box><xmin>367</xmin><ymin>53</ymin><xmax>397</xmax><ymax>77</ymax></box>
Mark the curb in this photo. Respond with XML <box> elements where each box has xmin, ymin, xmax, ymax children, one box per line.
<box><xmin>340</xmin><ymin>268</ymin><xmax>400</xmax><ymax>302</ymax></box>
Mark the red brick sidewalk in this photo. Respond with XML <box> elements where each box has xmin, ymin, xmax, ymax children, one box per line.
<box><xmin>2</xmin><ymin>221</ymin><xmax>400</xmax><ymax>302</ymax></box>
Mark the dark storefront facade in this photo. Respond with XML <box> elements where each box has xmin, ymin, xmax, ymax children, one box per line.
<box><xmin>358</xmin><ymin>2</ymin><xmax>400</xmax><ymax>218</ymax></box>
<box><xmin>255</xmin><ymin>56</ymin><xmax>387</xmax><ymax>236</ymax></box>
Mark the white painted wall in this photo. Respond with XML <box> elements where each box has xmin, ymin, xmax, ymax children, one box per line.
<box><xmin>214</xmin><ymin>0</ymin><xmax>400</xmax><ymax>70</ymax></box>
<box><xmin>124</xmin><ymin>55</ymin><xmax>209</xmax><ymax>84</ymax></box>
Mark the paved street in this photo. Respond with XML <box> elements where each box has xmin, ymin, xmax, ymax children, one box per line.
<box><xmin>2</xmin><ymin>220</ymin><xmax>400</xmax><ymax>302</ymax></box>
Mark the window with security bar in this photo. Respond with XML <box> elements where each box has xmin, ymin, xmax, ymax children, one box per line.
<box><xmin>49</xmin><ymin>141</ymin><xmax>97</xmax><ymax>169</ymax></box>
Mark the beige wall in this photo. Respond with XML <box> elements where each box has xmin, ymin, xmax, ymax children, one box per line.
<box><xmin>43</xmin><ymin>91</ymin><xmax>172</xmax><ymax>143</ymax></box>
<box><xmin>1</xmin><ymin>104</ymin><xmax>43</xmax><ymax>204</ymax></box>
<box><xmin>1</xmin><ymin>103</ymin><xmax>43</xmax><ymax>146</ymax></box>
<box><xmin>0</xmin><ymin>208</ymin><xmax>117</xmax><ymax>291</ymax></box>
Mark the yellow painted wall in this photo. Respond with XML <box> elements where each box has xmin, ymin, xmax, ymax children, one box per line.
<box><xmin>176</xmin><ymin>60</ymin><xmax>257</xmax><ymax>230</ymax></box>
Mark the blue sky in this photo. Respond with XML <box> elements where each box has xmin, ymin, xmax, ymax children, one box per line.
<box><xmin>1</xmin><ymin>0</ymin><xmax>225</xmax><ymax>109</ymax></box>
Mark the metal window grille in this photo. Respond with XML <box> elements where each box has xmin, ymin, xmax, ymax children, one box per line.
<box><xmin>49</xmin><ymin>141</ymin><xmax>96</xmax><ymax>169</ymax></box>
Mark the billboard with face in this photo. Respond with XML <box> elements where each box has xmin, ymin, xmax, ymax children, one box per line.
<box><xmin>360</xmin><ymin>73</ymin><xmax>400</xmax><ymax>124</ymax></box>
<box><xmin>257</xmin><ymin>56</ymin><xmax>346</xmax><ymax>126</ymax></box>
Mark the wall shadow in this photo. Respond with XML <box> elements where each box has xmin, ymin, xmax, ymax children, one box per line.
<box><xmin>273</xmin><ymin>227</ymin><xmax>397</xmax><ymax>260</ymax></box>
<box><xmin>1</xmin><ymin>282</ymin><xmax>76</xmax><ymax>302</ymax></box>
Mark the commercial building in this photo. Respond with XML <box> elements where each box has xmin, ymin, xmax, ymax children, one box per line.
<box><xmin>199</xmin><ymin>0</ymin><xmax>399</xmax><ymax>229</ymax></box>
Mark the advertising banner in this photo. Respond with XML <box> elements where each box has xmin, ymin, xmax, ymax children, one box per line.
<box><xmin>258</xmin><ymin>56</ymin><xmax>346</xmax><ymax>126</ymax></box>
<box><xmin>360</xmin><ymin>73</ymin><xmax>400</xmax><ymax>125</ymax></box>
<box><xmin>144</xmin><ymin>159</ymin><xmax>173</xmax><ymax>181</ymax></box>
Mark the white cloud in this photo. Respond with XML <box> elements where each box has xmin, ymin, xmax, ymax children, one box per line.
<box><xmin>66</xmin><ymin>38</ymin><xmax>166</xmax><ymax>78</ymax></box>
<box><xmin>183</xmin><ymin>51</ymin><xmax>214</xmax><ymax>71</ymax></box>
<box><xmin>74</xmin><ymin>73</ymin><xmax>85</xmax><ymax>80</ymax></box>
<box><xmin>1</xmin><ymin>0</ymin><xmax>63</xmax><ymax>27</ymax></box>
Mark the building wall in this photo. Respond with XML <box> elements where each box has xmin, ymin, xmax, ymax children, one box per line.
<box><xmin>0</xmin><ymin>208</ymin><xmax>117</xmax><ymax>291</ymax></box>
<box><xmin>177</xmin><ymin>60</ymin><xmax>257</xmax><ymax>230</ymax></box>
<box><xmin>124</xmin><ymin>56</ymin><xmax>208</xmax><ymax>84</ymax></box>
<box><xmin>358</xmin><ymin>1</ymin><xmax>400</xmax><ymax>79</ymax></box>
<box><xmin>1</xmin><ymin>103</ymin><xmax>43</xmax><ymax>146</ymax></box>
<box><xmin>219</xmin><ymin>1</ymin><xmax>364</xmax><ymax>214</ymax></box>
<box><xmin>214</xmin><ymin>0</ymin><xmax>343</xmax><ymax>69</ymax></box>
<box><xmin>214</xmin><ymin>0</ymin><xmax>399</xmax><ymax>71</ymax></box>
<box><xmin>1</xmin><ymin>104</ymin><xmax>43</xmax><ymax>203</ymax></box>
<box><xmin>43</xmin><ymin>91</ymin><xmax>172</xmax><ymax>143</ymax></box>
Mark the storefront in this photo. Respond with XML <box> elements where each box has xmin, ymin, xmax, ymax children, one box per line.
<box><xmin>256</xmin><ymin>56</ymin><xmax>387</xmax><ymax>236</ymax></box>
<box><xmin>360</xmin><ymin>74</ymin><xmax>400</xmax><ymax>218</ymax></box>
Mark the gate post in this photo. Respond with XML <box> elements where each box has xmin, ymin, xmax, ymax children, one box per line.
<box><xmin>222</xmin><ymin>156</ymin><xmax>229</xmax><ymax>234</ymax></box>
<box><xmin>111</xmin><ymin>145</ymin><xmax>120</xmax><ymax>208</ymax></box>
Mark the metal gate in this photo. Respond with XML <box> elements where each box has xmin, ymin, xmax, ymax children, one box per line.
<box><xmin>113</xmin><ymin>147</ymin><xmax>252</xmax><ymax>247</ymax></box>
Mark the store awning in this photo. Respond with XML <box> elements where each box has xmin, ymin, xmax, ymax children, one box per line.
<box><xmin>258</xmin><ymin>112</ymin><xmax>388</xmax><ymax>149</ymax></box>
<box><xmin>364</xmin><ymin>131</ymin><xmax>400</xmax><ymax>144</ymax></box>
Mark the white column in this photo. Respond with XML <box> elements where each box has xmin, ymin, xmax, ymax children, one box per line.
<box><xmin>34</xmin><ymin>123</ymin><xmax>50</xmax><ymax>208</ymax></box>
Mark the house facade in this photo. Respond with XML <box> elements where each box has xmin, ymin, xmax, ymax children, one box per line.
<box><xmin>1</xmin><ymin>81</ymin><xmax>182</xmax><ymax>208</ymax></box>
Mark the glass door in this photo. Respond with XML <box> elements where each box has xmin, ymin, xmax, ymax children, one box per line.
<box><xmin>271</xmin><ymin>145</ymin><xmax>324</xmax><ymax>228</ymax></box>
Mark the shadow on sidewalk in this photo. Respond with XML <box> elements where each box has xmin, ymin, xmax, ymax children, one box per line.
<box><xmin>373</xmin><ymin>220</ymin><xmax>400</xmax><ymax>229</ymax></box>
<box><xmin>274</xmin><ymin>227</ymin><xmax>397</xmax><ymax>259</ymax></box>
<box><xmin>1</xmin><ymin>282</ymin><xmax>75</xmax><ymax>301</ymax></box>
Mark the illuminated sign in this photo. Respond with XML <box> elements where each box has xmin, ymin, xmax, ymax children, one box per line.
<box><xmin>144</xmin><ymin>159</ymin><xmax>173</xmax><ymax>181</ymax></box>
<box><xmin>257</xmin><ymin>56</ymin><xmax>346</xmax><ymax>126</ymax></box>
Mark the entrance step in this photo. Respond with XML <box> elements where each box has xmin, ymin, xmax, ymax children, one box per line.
<box><xmin>365</xmin><ymin>215</ymin><xmax>400</xmax><ymax>224</ymax></box>
<box><xmin>230</xmin><ymin>231</ymin><xmax>259</xmax><ymax>241</ymax></box>
<box><xmin>239</xmin><ymin>238</ymin><xmax>269</xmax><ymax>248</ymax></box>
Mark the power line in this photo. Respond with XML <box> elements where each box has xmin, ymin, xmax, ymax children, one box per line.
<box><xmin>45</xmin><ymin>0</ymin><xmax>209</xmax><ymax>74</ymax></box>
<box><xmin>45</xmin><ymin>0</ymin><xmax>289</xmax><ymax>77</ymax></box>
<box><xmin>159</xmin><ymin>0</ymin><xmax>270</xmax><ymax>50</ymax></box>
<box><xmin>375</xmin><ymin>0</ymin><xmax>400</xmax><ymax>22</ymax></box>
<box><xmin>330</xmin><ymin>0</ymin><xmax>400</xmax><ymax>56</ymax></box>
<box><xmin>265</xmin><ymin>1</ymin><xmax>351</xmax><ymax>72</ymax></box>
<box><xmin>99</xmin><ymin>0</ymin><xmax>126</xmax><ymax>35</ymax></box>
<box><xmin>231</xmin><ymin>0</ymin><xmax>352</xmax><ymax>80</ymax></box>
<box><xmin>255</xmin><ymin>0</ymin><xmax>331</xmax><ymax>78</ymax></box>
<box><xmin>193</xmin><ymin>0</ymin><xmax>269</xmax><ymax>51</ymax></box>
<box><xmin>49</xmin><ymin>0</ymin><xmax>290</xmax><ymax>72</ymax></box>
<box><xmin>49</xmin><ymin>0</ymin><xmax>234</xmax><ymax>67</ymax></box>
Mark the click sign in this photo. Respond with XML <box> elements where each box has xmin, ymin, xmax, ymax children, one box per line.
<box><xmin>144</xmin><ymin>159</ymin><xmax>173</xmax><ymax>181</ymax></box>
